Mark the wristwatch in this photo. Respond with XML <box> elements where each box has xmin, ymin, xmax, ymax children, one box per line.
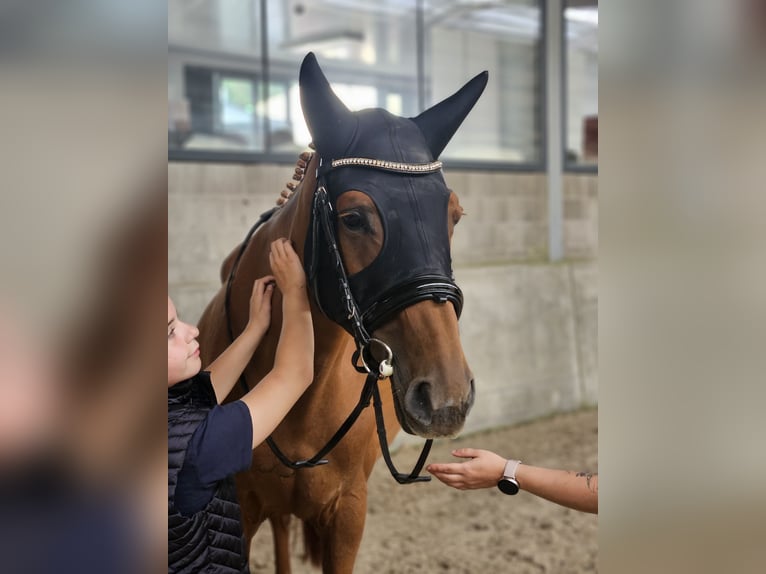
<box><xmin>497</xmin><ymin>459</ymin><xmax>521</xmax><ymax>495</ymax></box>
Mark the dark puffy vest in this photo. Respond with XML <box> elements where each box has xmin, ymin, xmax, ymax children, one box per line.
<box><xmin>168</xmin><ymin>373</ymin><xmax>247</xmax><ymax>573</ymax></box>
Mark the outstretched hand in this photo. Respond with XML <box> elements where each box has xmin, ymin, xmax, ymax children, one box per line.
<box><xmin>427</xmin><ymin>448</ymin><xmax>508</xmax><ymax>490</ymax></box>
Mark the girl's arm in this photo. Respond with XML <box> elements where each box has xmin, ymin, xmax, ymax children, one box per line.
<box><xmin>428</xmin><ymin>448</ymin><xmax>598</xmax><ymax>514</ymax></box>
<box><xmin>239</xmin><ymin>239</ymin><xmax>314</xmax><ymax>449</ymax></box>
<box><xmin>206</xmin><ymin>276</ymin><xmax>274</xmax><ymax>404</ymax></box>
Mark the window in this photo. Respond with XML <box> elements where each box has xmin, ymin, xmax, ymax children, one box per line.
<box><xmin>424</xmin><ymin>0</ymin><xmax>543</xmax><ymax>164</ymax></box>
<box><xmin>564</xmin><ymin>1</ymin><xmax>598</xmax><ymax>167</ymax></box>
<box><xmin>169</xmin><ymin>0</ymin><xmax>545</xmax><ymax>166</ymax></box>
<box><xmin>169</xmin><ymin>0</ymin><xmax>265</xmax><ymax>152</ymax></box>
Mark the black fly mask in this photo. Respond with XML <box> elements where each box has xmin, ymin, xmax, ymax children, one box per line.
<box><xmin>301</xmin><ymin>52</ymin><xmax>487</xmax><ymax>338</ymax></box>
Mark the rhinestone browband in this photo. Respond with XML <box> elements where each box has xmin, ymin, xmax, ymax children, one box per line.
<box><xmin>330</xmin><ymin>157</ymin><xmax>443</xmax><ymax>174</ymax></box>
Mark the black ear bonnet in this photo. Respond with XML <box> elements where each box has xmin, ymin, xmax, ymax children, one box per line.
<box><xmin>299</xmin><ymin>52</ymin><xmax>487</xmax><ymax>334</ymax></box>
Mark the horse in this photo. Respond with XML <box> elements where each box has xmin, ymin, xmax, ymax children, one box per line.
<box><xmin>197</xmin><ymin>52</ymin><xmax>487</xmax><ymax>573</ymax></box>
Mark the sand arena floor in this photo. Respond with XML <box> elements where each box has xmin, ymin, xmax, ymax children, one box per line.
<box><xmin>249</xmin><ymin>407</ymin><xmax>598</xmax><ymax>573</ymax></box>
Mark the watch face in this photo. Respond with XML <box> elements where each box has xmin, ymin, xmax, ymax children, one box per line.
<box><xmin>497</xmin><ymin>477</ymin><xmax>520</xmax><ymax>495</ymax></box>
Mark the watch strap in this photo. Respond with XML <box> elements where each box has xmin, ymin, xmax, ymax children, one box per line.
<box><xmin>503</xmin><ymin>459</ymin><xmax>521</xmax><ymax>481</ymax></box>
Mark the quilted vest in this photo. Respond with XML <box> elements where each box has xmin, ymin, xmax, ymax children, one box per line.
<box><xmin>168</xmin><ymin>373</ymin><xmax>248</xmax><ymax>573</ymax></box>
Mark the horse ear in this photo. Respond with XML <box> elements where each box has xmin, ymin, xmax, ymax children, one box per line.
<box><xmin>411</xmin><ymin>71</ymin><xmax>488</xmax><ymax>159</ymax></box>
<box><xmin>299</xmin><ymin>52</ymin><xmax>357</xmax><ymax>160</ymax></box>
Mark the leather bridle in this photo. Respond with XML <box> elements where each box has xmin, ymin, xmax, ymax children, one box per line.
<box><xmin>225</xmin><ymin>157</ymin><xmax>463</xmax><ymax>484</ymax></box>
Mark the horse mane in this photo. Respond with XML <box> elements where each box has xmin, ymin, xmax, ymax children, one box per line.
<box><xmin>275</xmin><ymin>148</ymin><xmax>313</xmax><ymax>207</ymax></box>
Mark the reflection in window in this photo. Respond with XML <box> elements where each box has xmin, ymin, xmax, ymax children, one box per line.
<box><xmin>424</xmin><ymin>0</ymin><xmax>543</xmax><ymax>164</ymax></box>
<box><xmin>267</xmin><ymin>0</ymin><xmax>419</xmax><ymax>151</ymax></box>
<box><xmin>168</xmin><ymin>0</ymin><xmax>546</xmax><ymax>165</ymax></box>
<box><xmin>218</xmin><ymin>77</ymin><xmax>257</xmax><ymax>147</ymax></box>
<box><xmin>169</xmin><ymin>0</ymin><xmax>264</xmax><ymax>151</ymax></box>
<box><xmin>565</xmin><ymin>2</ymin><xmax>598</xmax><ymax>166</ymax></box>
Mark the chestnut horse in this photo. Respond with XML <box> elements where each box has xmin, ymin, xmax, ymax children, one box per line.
<box><xmin>197</xmin><ymin>53</ymin><xmax>487</xmax><ymax>573</ymax></box>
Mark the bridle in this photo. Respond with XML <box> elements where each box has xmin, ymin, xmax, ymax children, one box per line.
<box><xmin>225</xmin><ymin>156</ymin><xmax>463</xmax><ymax>484</ymax></box>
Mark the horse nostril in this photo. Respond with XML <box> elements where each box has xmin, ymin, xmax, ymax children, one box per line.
<box><xmin>414</xmin><ymin>380</ymin><xmax>431</xmax><ymax>410</ymax></box>
<box><xmin>404</xmin><ymin>380</ymin><xmax>433</xmax><ymax>426</ymax></box>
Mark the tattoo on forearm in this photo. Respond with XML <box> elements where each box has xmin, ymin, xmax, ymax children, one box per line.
<box><xmin>576</xmin><ymin>471</ymin><xmax>598</xmax><ymax>494</ymax></box>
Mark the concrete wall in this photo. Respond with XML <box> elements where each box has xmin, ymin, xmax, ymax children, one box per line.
<box><xmin>168</xmin><ymin>161</ymin><xmax>597</xmax><ymax>443</ymax></box>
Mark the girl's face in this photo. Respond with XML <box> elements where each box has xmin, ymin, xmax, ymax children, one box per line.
<box><xmin>167</xmin><ymin>297</ymin><xmax>201</xmax><ymax>386</ymax></box>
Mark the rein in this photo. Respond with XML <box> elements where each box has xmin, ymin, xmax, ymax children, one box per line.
<box><xmin>224</xmin><ymin>183</ymin><xmax>432</xmax><ymax>484</ymax></box>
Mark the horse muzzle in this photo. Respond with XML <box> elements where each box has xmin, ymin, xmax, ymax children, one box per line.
<box><xmin>392</xmin><ymin>371</ymin><xmax>475</xmax><ymax>438</ymax></box>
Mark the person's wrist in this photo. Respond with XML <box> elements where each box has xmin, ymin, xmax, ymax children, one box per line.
<box><xmin>282</xmin><ymin>288</ymin><xmax>310</xmax><ymax>307</ymax></box>
<box><xmin>281</xmin><ymin>283</ymin><xmax>307</xmax><ymax>295</ymax></box>
<box><xmin>245</xmin><ymin>320</ymin><xmax>268</xmax><ymax>337</ymax></box>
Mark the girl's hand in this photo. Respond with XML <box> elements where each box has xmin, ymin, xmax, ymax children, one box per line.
<box><xmin>269</xmin><ymin>238</ymin><xmax>306</xmax><ymax>295</ymax></box>
<box><xmin>427</xmin><ymin>448</ymin><xmax>508</xmax><ymax>490</ymax></box>
<box><xmin>246</xmin><ymin>276</ymin><xmax>275</xmax><ymax>334</ymax></box>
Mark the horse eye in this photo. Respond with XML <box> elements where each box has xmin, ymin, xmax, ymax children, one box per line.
<box><xmin>340</xmin><ymin>211</ymin><xmax>367</xmax><ymax>232</ymax></box>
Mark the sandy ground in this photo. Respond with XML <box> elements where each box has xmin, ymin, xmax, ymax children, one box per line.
<box><xmin>249</xmin><ymin>408</ymin><xmax>598</xmax><ymax>573</ymax></box>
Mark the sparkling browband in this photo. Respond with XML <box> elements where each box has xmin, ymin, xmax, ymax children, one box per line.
<box><xmin>330</xmin><ymin>157</ymin><xmax>443</xmax><ymax>174</ymax></box>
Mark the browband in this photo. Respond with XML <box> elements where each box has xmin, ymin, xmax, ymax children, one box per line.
<box><xmin>323</xmin><ymin>157</ymin><xmax>443</xmax><ymax>175</ymax></box>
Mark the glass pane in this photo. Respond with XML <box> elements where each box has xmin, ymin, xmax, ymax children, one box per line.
<box><xmin>268</xmin><ymin>0</ymin><xmax>417</xmax><ymax>72</ymax></box>
<box><xmin>264</xmin><ymin>83</ymin><xmax>291</xmax><ymax>150</ymax></box>
<box><xmin>565</xmin><ymin>2</ymin><xmax>598</xmax><ymax>165</ymax></box>
<box><xmin>424</xmin><ymin>0</ymin><xmax>543</xmax><ymax>164</ymax></box>
<box><xmin>217</xmin><ymin>76</ymin><xmax>260</xmax><ymax>150</ymax></box>
<box><xmin>169</xmin><ymin>0</ymin><xmax>261</xmax><ymax>54</ymax></box>
<box><xmin>266</xmin><ymin>0</ymin><xmax>419</xmax><ymax>151</ymax></box>
<box><xmin>168</xmin><ymin>0</ymin><xmax>264</xmax><ymax>152</ymax></box>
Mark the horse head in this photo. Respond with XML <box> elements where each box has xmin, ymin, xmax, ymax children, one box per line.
<box><xmin>299</xmin><ymin>53</ymin><xmax>487</xmax><ymax>438</ymax></box>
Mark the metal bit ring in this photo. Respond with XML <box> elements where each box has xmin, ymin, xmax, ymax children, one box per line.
<box><xmin>360</xmin><ymin>338</ymin><xmax>394</xmax><ymax>379</ymax></box>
